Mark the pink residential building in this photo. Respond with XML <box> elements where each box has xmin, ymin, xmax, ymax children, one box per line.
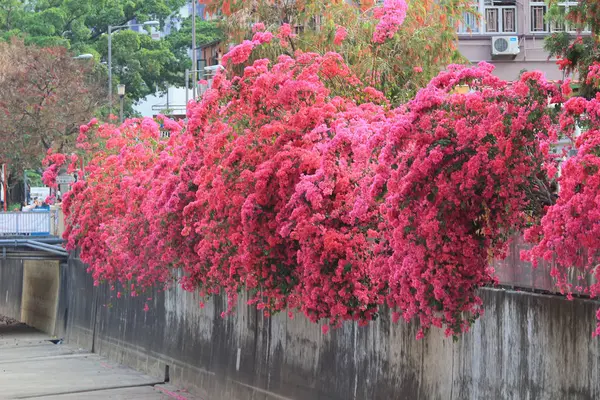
<box><xmin>457</xmin><ymin>1</ymin><xmax>584</xmax><ymax>81</ymax></box>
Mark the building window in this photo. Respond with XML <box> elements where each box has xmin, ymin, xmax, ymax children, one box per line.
<box><xmin>159</xmin><ymin>130</ymin><xmax>171</xmax><ymax>139</ymax></box>
<box><xmin>485</xmin><ymin>8</ymin><xmax>498</xmax><ymax>32</ymax></box>
<box><xmin>551</xmin><ymin>3</ymin><xmax>582</xmax><ymax>33</ymax></box>
<box><xmin>530</xmin><ymin>4</ymin><xmax>547</xmax><ymax>32</ymax></box>
<box><xmin>458</xmin><ymin>10</ymin><xmax>480</xmax><ymax>34</ymax></box>
<box><xmin>530</xmin><ymin>1</ymin><xmax>588</xmax><ymax>34</ymax></box>
<box><xmin>503</xmin><ymin>8</ymin><xmax>516</xmax><ymax>32</ymax></box>
<box><xmin>550</xmin><ymin>17</ymin><xmax>566</xmax><ymax>32</ymax></box>
<box><xmin>309</xmin><ymin>15</ymin><xmax>322</xmax><ymax>32</ymax></box>
<box><xmin>484</xmin><ymin>0</ymin><xmax>517</xmax><ymax>33</ymax></box>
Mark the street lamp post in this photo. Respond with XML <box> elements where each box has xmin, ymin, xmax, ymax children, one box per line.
<box><xmin>117</xmin><ymin>84</ymin><xmax>126</xmax><ymax>123</ymax></box>
<box><xmin>107</xmin><ymin>21</ymin><xmax>159</xmax><ymax>113</ymax></box>
<box><xmin>192</xmin><ymin>0</ymin><xmax>197</xmax><ymax>101</ymax></box>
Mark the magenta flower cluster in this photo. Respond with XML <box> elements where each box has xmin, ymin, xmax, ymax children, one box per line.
<box><xmin>44</xmin><ymin>41</ymin><xmax>600</xmax><ymax>338</ymax></box>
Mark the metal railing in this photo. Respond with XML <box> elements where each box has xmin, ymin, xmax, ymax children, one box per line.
<box><xmin>493</xmin><ymin>235</ymin><xmax>595</xmax><ymax>296</ymax></box>
<box><xmin>0</xmin><ymin>207</ymin><xmax>590</xmax><ymax>294</ymax></box>
<box><xmin>151</xmin><ymin>104</ymin><xmax>187</xmax><ymax>117</ymax></box>
<box><xmin>0</xmin><ymin>211</ymin><xmax>52</xmax><ymax>236</ymax></box>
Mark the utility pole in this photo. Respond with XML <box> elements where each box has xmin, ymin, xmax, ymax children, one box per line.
<box><xmin>23</xmin><ymin>170</ymin><xmax>27</xmax><ymax>205</ymax></box>
<box><xmin>191</xmin><ymin>0</ymin><xmax>197</xmax><ymax>101</ymax></box>
<box><xmin>118</xmin><ymin>84</ymin><xmax>126</xmax><ymax>123</ymax></box>
<box><xmin>108</xmin><ymin>25</ymin><xmax>113</xmax><ymax>113</ymax></box>
<box><xmin>185</xmin><ymin>68</ymin><xmax>190</xmax><ymax>108</ymax></box>
<box><xmin>1</xmin><ymin>164</ymin><xmax>6</xmax><ymax>211</ymax></box>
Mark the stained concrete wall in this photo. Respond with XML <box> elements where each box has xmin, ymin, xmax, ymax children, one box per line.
<box><xmin>20</xmin><ymin>260</ymin><xmax>61</xmax><ymax>334</ymax></box>
<box><xmin>0</xmin><ymin>258</ymin><xmax>24</xmax><ymax>321</ymax></box>
<box><xmin>0</xmin><ymin>257</ymin><xmax>67</xmax><ymax>338</ymax></box>
<box><xmin>63</xmin><ymin>254</ymin><xmax>600</xmax><ymax>400</ymax></box>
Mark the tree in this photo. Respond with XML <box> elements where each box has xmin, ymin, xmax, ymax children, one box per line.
<box><xmin>0</xmin><ymin>39</ymin><xmax>104</xmax><ymax>200</ymax></box>
<box><xmin>200</xmin><ymin>0</ymin><xmax>472</xmax><ymax>103</ymax></box>
<box><xmin>0</xmin><ymin>0</ymin><xmax>222</xmax><ymax>108</ymax></box>
<box><xmin>544</xmin><ymin>0</ymin><xmax>600</xmax><ymax>98</ymax></box>
<box><xmin>0</xmin><ymin>0</ymin><xmax>187</xmax><ymax>45</ymax></box>
<box><xmin>166</xmin><ymin>17</ymin><xmax>223</xmax><ymax>57</ymax></box>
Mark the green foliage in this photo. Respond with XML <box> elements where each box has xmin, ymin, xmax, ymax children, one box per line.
<box><xmin>544</xmin><ymin>0</ymin><xmax>600</xmax><ymax>98</ymax></box>
<box><xmin>0</xmin><ymin>0</ymin><xmax>222</xmax><ymax>109</ymax></box>
<box><xmin>25</xmin><ymin>170</ymin><xmax>43</xmax><ymax>187</ymax></box>
<box><xmin>167</xmin><ymin>17</ymin><xmax>223</xmax><ymax>60</ymax></box>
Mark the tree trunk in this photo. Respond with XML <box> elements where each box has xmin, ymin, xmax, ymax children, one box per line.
<box><xmin>8</xmin><ymin>176</ymin><xmax>24</xmax><ymax>207</ymax></box>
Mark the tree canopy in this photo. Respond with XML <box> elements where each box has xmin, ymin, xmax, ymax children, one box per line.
<box><xmin>201</xmin><ymin>0</ymin><xmax>471</xmax><ymax>103</ymax></box>
<box><xmin>545</xmin><ymin>0</ymin><xmax>600</xmax><ymax>98</ymax></box>
<box><xmin>0</xmin><ymin>38</ymin><xmax>104</xmax><ymax>178</ymax></box>
<box><xmin>0</xmin><ymin>0</ymin><xmax>222</xmax><ymax>107</ymax></box>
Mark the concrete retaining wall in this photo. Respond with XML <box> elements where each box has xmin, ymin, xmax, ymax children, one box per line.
<box><xmin>21</xmin><ymin>260</ymin><xmax>61</xmax><ymax>334</ymax></box>
<box><xmin>64</xmin><ymin>254</ymin><xmax>600</xmax><ymax>400</ymax></box>
<box><xmin>0</xmin><ymin>257</ymin><xmax>67</xmax><ymax>338</ymax></box>
<box><xmin>0</xmin><ymin>258</ymin><xmax>24</xmax><ymax>321</ymax></box>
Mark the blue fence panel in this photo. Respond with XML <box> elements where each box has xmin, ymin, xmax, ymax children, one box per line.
<box><xmin>0</xmin><ymin>212</ymin><xmax>51</xmax><ymax>235</ymax></box>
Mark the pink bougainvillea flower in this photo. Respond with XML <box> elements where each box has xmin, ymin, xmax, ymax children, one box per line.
<box><xmin>252</xmin><ymin>31</ymin><xmax>274</xmax><ymax>45</ymax></box>
<box><xmin>222</xmin><ymin>40</ymin><xmax>256</xmax><ymax>65</ymax></box>
<box><xmin>334</xmin><ymin>26</ymin><xmax>348</xmax><ymax>46</ymax></box>
<box><xmin>252</xmin><ymin>22</ymin><xmax>266</xmax><ymax>33</ymax></box>
<box><xmin>373</xmin><ymin>0</ymin><xmax>407</xmax><ymax>44</ymax></box>
<box><xmin>278</xmin><ymin>23</ymin><xmax>296</xmax><ymax>41</ymax></box>
<box><xmin>586</xmin><ymin>61</ymin><xmax>600</xmax><ymax>87</ymax></box>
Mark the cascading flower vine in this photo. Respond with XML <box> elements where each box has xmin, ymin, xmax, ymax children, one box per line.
<box><xmin>278</xmin><ymin>100</ymin><xmax>392</xmax><ymax>328</ymax></box>
<box><xmin>523</xmin><ymin>94</ymin><xmax>600</xmax><ymax>336</ymax></box>
<box><xmin>44</xmin><ymin>26</ymin><xmax>600</xmax><ymax>338</ymax></box>
<box><xmin>378</xmin><ymin>64</ymin><xmax>563</xmax><ymax>336</ymax></box>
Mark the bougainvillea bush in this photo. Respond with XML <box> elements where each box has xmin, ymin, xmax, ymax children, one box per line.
<box><xmin>522</xmin><ymin>94</ymin><xmax>600</xmax><ymax>335</ymax></box>
<box><xmin>45</xmin><ymin>15</ymin><xmax>600</xmax><ymax>337</ymax></box>
<box><xmin>376</xmin><ymin>66</ymin><xmax>565</xmax><ymax>336</ymax></box>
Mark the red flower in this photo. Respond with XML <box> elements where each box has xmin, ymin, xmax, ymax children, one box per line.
<box><xmin>334</xmin><ymin>26</ymin><xmax>348</xmax><ymax>46</ymax></box>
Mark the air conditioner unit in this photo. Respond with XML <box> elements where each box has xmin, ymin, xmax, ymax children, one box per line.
<box><xmin>491</xmin><ymin>36</ymin><xmax>520</xmax><ymax>56</ymax></box>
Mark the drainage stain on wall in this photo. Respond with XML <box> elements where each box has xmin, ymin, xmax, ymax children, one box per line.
<box><xmin>21</xmin><ymin>259</ymin><xmax>60</xmax><ymax>334</ymax></box>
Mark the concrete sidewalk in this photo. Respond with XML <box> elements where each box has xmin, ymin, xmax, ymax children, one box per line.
<box><xmin>0</xmin><ymin>321</ymin><xmax>194</xmax><ymax>399</ymax></box>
